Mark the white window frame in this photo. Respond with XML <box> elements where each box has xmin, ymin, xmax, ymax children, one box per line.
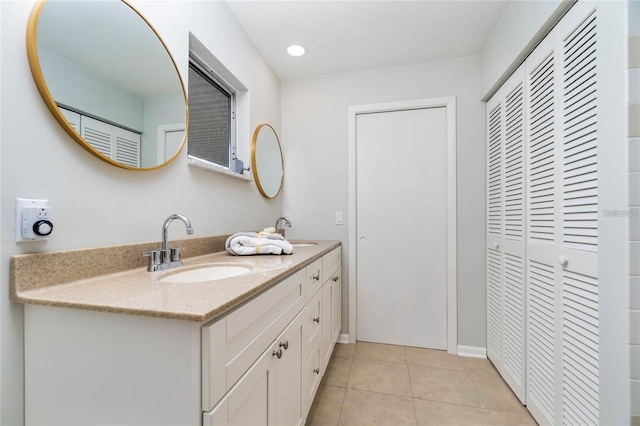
<box><xmin>187</xmin><ymin>33</ymin><xmax>251</xmax><ymax>180</ymax></box>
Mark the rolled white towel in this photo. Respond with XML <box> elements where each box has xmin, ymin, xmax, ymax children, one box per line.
<box><xmin>225</xmin><ymin>232</ymin><xmax>293</xmax><ymax>256</ymax></box>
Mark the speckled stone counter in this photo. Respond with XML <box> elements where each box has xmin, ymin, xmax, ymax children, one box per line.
<box><xmin>11</xmin><ymin>238</ymin><xmax>340</xmax><ymax>323</ymax></box>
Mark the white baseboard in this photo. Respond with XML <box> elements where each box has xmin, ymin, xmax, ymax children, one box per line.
<box><xmin>457</xmin><ymin>345</ymin><xmax>487</xmax><ymax>358</ymax></box>
<box><xmin>337</xmin><ymin>334</ymin><xmax>350</xmax><ymax>344</ymax></box>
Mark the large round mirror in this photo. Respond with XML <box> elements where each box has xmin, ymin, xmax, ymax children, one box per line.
<box><xmin>252</xmin><ymin>124</ymin><xmax>284</xmax><ymax>199</ymax></box>
<box><xmin>26</xmin><ymin>0</ymin><xmax>188</xmax><ymax>170</ymax></box>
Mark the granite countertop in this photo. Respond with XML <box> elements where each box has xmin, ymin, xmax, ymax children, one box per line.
<box><xmin>11</xmin><ymin>240</ymin><xmax>340</xmax><ymax>323</ymax></box>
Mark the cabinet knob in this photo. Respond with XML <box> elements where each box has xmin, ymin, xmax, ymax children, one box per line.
<box><xmin>332</xmin><ymin>276</ymin><xmax>339</xmax><ymax>282</ymax></box>
<box><xmin>279</xmin><ymin>340</ymin><xmax>289</xmax><ymax>350</ymax></box>
<box><xmin>558</xmin><ymin>255</ymin><xmax>569</xmax><ymax>267</ymax></box>
<box><xmin>314</xmin><ymin>368</ymin><xmax>320</xmax><ymax>375</ymax></box>
<box><xmin>313</xmin><ymin>317</ymin><xmax>320</xmax><ymax>323</ymax></box>
<box><xmin>272</xmin><ymin>349</ymin><xmax>282</xmax><ymax>359</ymax></box>
<box><xmin>312</xmin><ymin>273</ymin><xmax>320</xmax><ymax>281</ymax></box>
<box><xmin>494</xmin><ymin>241</ymin><xmax>500</xmax><ymax>250</ymax></box>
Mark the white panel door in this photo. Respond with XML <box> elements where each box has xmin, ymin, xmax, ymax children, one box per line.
<box><xmin>356</xmin><ymin>107</ymin><xmax>447</xmax><ymax>349</ymax></box>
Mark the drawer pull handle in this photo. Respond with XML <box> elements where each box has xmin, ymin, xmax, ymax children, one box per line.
<box><xmin>272</xmin><ymin>349</ymin><xmax>282</xmax><ymax>359</ymax></box>
<box><xmin>312</xmin><ymin>273</ymin><xmax>320</xmax><ymax>281</ymax></box>
<box><xmin>279</xmin><ymin>341</ymin><xmax>289</xmax><ymax>350</ymax></box>
<box><xmin>314</xmin><ymin>368</ymin><xmax>320</xmax><ymax>374</ymax></box>
<box><xmin>332</xmin><ymin>276</ymin><xmax>339</xmax><ymax>282</ymax></box>
<box><xmin>313</xmin><ymin>317</ymin><xmax>320</xmax><ymax>323</ymax></box>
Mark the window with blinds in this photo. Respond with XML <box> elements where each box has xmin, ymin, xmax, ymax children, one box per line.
<box><xmin>187</xmin><ymin>56</ymin><xmax>236</xmax><ymax>169</ymax></box>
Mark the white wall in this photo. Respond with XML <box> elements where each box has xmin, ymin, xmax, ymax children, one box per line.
<box><xmin>628</xmin><ymin>0</ymin><xmax>640</xmax><ymax>423</ymax></box>
<box><xmin>0</xmin><ymin>1</ymin><xmax>281</xmax><ymax>424</ymax></box>
<box><xmin>142</xmin><ymin>94</ymin><xmax>185</xmax><ymax>167</ymax></box>
<box><xmin>281</xmin><ymin>56</ymin><xmax>487</xmax><ymax>349</ymax></box>
<box><xmin>39</xmin><ymin>47</ymin><xmax>146</xmax><ymax>132</ymax></box>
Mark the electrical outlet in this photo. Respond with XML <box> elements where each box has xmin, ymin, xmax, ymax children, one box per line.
<box><xmin>16</xmin><ymin>198</ymin><xmax>53</xmax><ymax>242</ymax></box>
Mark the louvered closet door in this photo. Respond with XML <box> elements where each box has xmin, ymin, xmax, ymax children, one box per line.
<box><xmin>523</xmin><ymin>2</ymin><xmax>600</xmax><ymax>425</ymax></box>
<box><xmin>486</xmin><ymin>66</ymin><xmax>527</xmax><ymax>403</ymax></box>
<box><xmin>557</xmin><ymin>4</ymin><xmax>599</xmax><ymax>424</ymax></box>
<box><xmin>81</xmin><ymin>116</ymin><xmax>141</xmax><ymax>167</ymax></box>
<box><xmin>114</xmin><ymin>127</ymin><xmax>141</xmax><ymax>168</ymax></box>
<box><xmin>525</xmin><ymin>30</ymin><xmax>560</xmax><ymax>426</ymax></box>
<box><xmin>486</xmin><ymin>92</ymin><xmax>504</xmax><ymax>371</ymax></box>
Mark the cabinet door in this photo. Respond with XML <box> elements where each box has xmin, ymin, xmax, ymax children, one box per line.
<box><xmin>205</xmin><ymin>313</ymin><xmax>304</xmax><ymax>426</ymax></box>
<box><xmin>203</xmin><ymin>347</ymin><xmax>271</xmax><ymax>426</ymax></box>
<box><xmin>302</xmin><ymin>288</ymin><xmax>322</xmax><ymax>361</ymax></box>
<box><xmin>270</xmin><ymin>313</ymin><xmax>303</xmax><ymax>426</ymax></box>
<box><xmin>331</xmin><ymin>270</ymin><xmax>342</xmax><ymax>343</ymax></box>
<box><xmin>321</xmin><ymin>268</ymin><xmax>341</xmax><ymax>370</ymax></box>
<box><xmin>302</xmin><ymin>336</ymin><xmax>323</xmax><ymax>419</ymax></box>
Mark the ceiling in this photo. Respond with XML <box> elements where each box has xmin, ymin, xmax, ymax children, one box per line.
<box><xmin>226</xmin><ymin>1</ymin><xmax>512</xmax><ymax>81</ymax></box>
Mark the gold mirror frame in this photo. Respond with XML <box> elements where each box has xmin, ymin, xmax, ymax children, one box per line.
<box><xmin>251</xmin><ymin>124</ymin><xmax>284</xmax><ymax>199</ymax></box>
<box><xmin>26</xmin><ymin>0</ymin><xmax>189</xmax><ymax>171</ymax></box>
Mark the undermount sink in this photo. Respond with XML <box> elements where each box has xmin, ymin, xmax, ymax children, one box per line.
<box><xmin>159</xmin><ymin>264</ymin><xmax>252</xmax><ymax>284</ymax></box>
<box><xmin>291</xmin><ymin>242</ymin><xmax>318</xmax><ymax>247</ymax></box>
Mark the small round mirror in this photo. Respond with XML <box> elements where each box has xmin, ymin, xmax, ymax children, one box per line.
<box><xmin>252</xmin><ymin>124</ymin><xmax>284</xmax><ymax>199</ymax></box>
<box><xmin>26</xmin><ymin>0</ymin><xmax>188</xmax><ymax>170</ymax></box>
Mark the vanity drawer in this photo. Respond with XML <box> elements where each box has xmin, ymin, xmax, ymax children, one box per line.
<box><xmin>322</xmin><ymin>247</ymin><xmax>341</xmax><ymax>280</ymax></box>
<box><xmin>201</xmin><ymin>269</ymin><xmax>305</xmax><ymax>412</ymax></box>
<box><xmin>305</xmin><ymin>258</ymin><xmax>323</xmax><ymax>301</ymax></box>
<box><xmin>301</xmin><ymin>287</ymin><xmax>322</xmax><ymax>360</ymax></box>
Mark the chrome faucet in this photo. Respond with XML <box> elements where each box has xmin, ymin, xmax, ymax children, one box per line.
<box><xmin>275</xmin><ymin>216</ymin><xmax>292</xmax><ymax>235</ymax></box>
<box><xmin>144</xmin><ymin>214</ymin><xmax>194</xmax><ymax>272</ymax></box>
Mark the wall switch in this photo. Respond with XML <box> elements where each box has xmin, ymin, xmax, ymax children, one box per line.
<box><xmin>16</xmin><ymin>198</ymin><xmax>53</xmax><ymax>242</ymax></box>
<box><xmin>336</xmin><ymin>211</ymin><xmax>344</xmax><ymax>225</ymax></box>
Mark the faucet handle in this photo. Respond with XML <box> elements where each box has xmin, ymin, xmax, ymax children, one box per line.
<box><xmin>170</xmin><ymin>247</ymin><xmax>184</xmax><ymax>262</ymax></box>
<box><xmin>143</xmin><ymin>250</ymin><xmax>161</xmax><ymax>271</ymax></box>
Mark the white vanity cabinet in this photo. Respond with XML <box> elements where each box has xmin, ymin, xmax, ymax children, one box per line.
<box><xmin>21</xmin><ymin>243</ymin><xmax>341</xmax><ymax>426</ymax></box>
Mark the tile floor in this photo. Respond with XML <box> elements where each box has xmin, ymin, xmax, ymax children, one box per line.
<box><xmin>306</xmin><ymin>342</ymin><xmax>537</xmax><ymax>425</ymax></box>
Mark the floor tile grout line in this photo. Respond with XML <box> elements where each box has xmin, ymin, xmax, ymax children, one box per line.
<box><xmin>316</xmin><ymin>343</ymin><xmax>533</xmax><ymax>425</ymax></box>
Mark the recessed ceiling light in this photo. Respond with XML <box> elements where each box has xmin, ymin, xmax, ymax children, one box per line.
<box><xmin>287</xmin><ymin>45</ymin><xmax>306</xmax><ymax>57</ymax></box>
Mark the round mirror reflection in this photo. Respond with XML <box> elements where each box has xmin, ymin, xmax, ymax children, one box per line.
<box><xmin>26</xmin><ymin>0</ymin><xmax>188</xmax><ymax>170</ymax></box>
<box><xmin>252</xmin><ymin>124</ymin><xmax>284</xmax><ymax>199</ymax></box>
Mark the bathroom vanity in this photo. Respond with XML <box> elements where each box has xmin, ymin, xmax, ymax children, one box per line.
<box><xmin>12</xmin><ymin>240</ymin><xmax>341</xmax><ymax>426</ymax></box>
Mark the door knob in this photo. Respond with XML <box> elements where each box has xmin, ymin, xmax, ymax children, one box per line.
<box><xmin>558</xmin><ymin>255</ymin><xmax>569</xmax><ymax>267</ymax></box>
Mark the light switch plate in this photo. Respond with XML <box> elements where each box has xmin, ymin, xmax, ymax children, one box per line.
<box><xmin>336</xmin><ymin>211</ymin><xmax>344</xmax><ymax>225</ymax></box>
